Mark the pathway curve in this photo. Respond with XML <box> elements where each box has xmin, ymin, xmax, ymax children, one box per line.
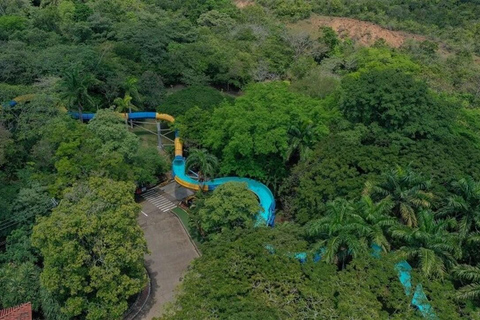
<box><xmin>135</xmin><ymin>188</ymin><xmax>199</xmax><ymax>319</ymax></box>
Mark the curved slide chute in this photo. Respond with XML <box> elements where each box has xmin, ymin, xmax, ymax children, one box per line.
<box><xmin>7</xmin><ymin>98</ymin><xmax>434</xmax><ymax>318</ymax></box>
<box><xmin>76</xmin><ymin>111</ymin><xmax>276</xmax><ymax>226</ymax></box>
<box><xmin>4</xmin><ymin>94</ymin><xmax>36</xmax><ymax>108</ymax></box>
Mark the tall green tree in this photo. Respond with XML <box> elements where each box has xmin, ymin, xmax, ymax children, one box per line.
<box><xmin>32</xmin><ymin>177</ymin><xmax>148</xmax><ymax>319</ymax></box>
<box><xmin>308</xmin><ymin>198</ymin><xmax>371</xmax><ymax>267</ymax></box>
<box><xmin>185</xmin><ymin>148</ymin><xmax>218</xmax><ymax>184</ymax></box>
<box><xmin>286</xmin><ymin>120</ymin><xmax>318</xmax><ymax>163</ymax></box>
<box><xmin>440</xmin><ymin>177</ymin><xmax>480</xmax><ymax>264</ymax></box>
<box><xmin>59</xmin><ymin>68</ymin><xmax>97</xmax><ymax>120</ymax></box>
<box><xmin>391</xmin><ymin>210</ymin><xmax>461</xmax><ymax>278</ymax></box>
<box><xmin>453</xmin><ymin>264</ymin><xmax>480</xmax><ymax>302</ymax></box>
<box><xmin>204</xmin><ymin>82</ymin><xmax>332</xmax><ymax>183</ymax></box>
<box><xmin>0</xmin><ymin>124</ymin><xmax>11</xmax><ymax>167</ymax></box>
<box><xmin>340</xmin><ymin>68</ymin><xmax>453</xmax><ymax>140</ymax></box>
<box><xmin>191</xmin><ymin>182</ymin><xmax>260</xmax><ymax>240</ymax></box>
<box><xmin>113</xmin><ymin>94</ymin><xmax>138</xmax><ymax>128</ymax></box>
<box><xmin>364</xmin><ymin>167</ymin><xmax>434</xmax><ymax>227</ymax></box>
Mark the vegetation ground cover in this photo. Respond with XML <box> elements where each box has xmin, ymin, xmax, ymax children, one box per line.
<box><xmin>1</xmin><ymin>0</ymin><xmax>480</xmax><ymax>319</ymax></box>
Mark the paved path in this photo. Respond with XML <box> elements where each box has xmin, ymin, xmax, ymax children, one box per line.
<box><xmin>142</xmin><ymin>189</ymin><xmax>177</xmax><ymax>212</ymax></box>
<box><xmin>136</xmin><ymin>187</ymin><xmax>199</xmax><ymax>319</ymax></box>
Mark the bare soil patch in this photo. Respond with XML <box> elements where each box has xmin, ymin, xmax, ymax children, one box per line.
<box><xmin>234</xmin><ymin>0</ymin><xmax>254</xmax><ymax>8</ymax></box>
<box><xmin>288</xmin><ymin>15</ymin><xmax>426</xmax><ymax>48</ymax></box>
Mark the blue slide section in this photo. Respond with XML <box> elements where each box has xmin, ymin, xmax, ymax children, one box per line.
<box><xmin>172</xmin><ymin>157</ymin><xmax>276</xmax><ymax>225</ymax></box>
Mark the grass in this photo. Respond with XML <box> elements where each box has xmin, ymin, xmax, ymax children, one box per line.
<box><xmin>172</xmin><ymin>207</ymin><xmax>191</xmax><ymax>232</ymax></box>
<box><xmin>171</xmin><ymin>207</ymin><xmax>202</xmax><ymax>250</ymax></box>
<box><xmin>130</xmin><ymin>120</ymin><xmax>159</xmax><ymax>148</ymax></box>
<box><xmin>130</xmin><ymin>119</ymin><xmax>175</xmax><ymax>149</ymax></box>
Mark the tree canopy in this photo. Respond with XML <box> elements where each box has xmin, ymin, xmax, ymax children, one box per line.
<box><xmin>32</xmin><ymin>177</ymin><xmax>148</xmax><ymax>319</ymax></box>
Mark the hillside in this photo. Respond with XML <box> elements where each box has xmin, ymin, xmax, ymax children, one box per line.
<box><xmin>1</xmin><ymin>0</ymin><xmax>480</xmax><ymax>319</ymax></box>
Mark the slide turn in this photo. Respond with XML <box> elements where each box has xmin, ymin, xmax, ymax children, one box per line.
<box><xmin>80</xmin><ymin>111</ymin><xmax>276</xmax><ymax>226</ymax></box>
<box><xmin>6</xmin><ymin>99</ymin><xmax>434</xmax><ymax>318</ymax></box>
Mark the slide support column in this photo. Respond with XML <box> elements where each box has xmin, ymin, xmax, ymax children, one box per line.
<box><xmin>157</xmin><ymin>121</ymin><xmax>162</xmax><ymax>150</ymax></box>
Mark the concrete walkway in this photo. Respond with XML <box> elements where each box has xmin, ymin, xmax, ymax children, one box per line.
<box><xmin>136</xmin><ymin>187</ymin><xmax>199</xmax><ymax>319</ymax></box>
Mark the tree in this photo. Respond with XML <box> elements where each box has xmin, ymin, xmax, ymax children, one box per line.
<box><xmin>32</xmin><ymin>177</ymin><xmax>148</xmax><ymax>319</ymax></box>
<box><xmin>0</xmin><ymin>261</ymin><xmax>41</xmax><ymax>311</ymax></box>
<box><xmin>159</xmin><ymin>226</ymin><xmax>464</xmax><ymax>320</ymax></box>
<box><xmin>59</xmin><ymin>68</ymin><xmax>97</xmax><ymax>120</ymax></box>
<box><xmin>185</xmin><ymin>148</ymin><xmax>218</xmax><ymax>184</ymax></box>
<box><xmin>138</xmin><ymin>71</ymin><xmax>165</xmax><ymax>110</ymax></box>
<box><xmin>340</xmin><ymin>68</ymin><xmax>454</xmax><ymax>140</ymax></box>
<box><xmin>357</xmin><ymin>195</ymin><xmax>397</xmax><ymax>252</ymax></box>
<box><xmin>453</xmin><ymin>264</ymin><xmax>480</xmax><ymax>302</ymax></box>
<box><xmin>132</xmin><ymin>147</ymin><xmax>168</xmax><ymax>186</ymax></box>
<box><xmin>307</xmin><ymin>198</ymin><xmax>389</xmax><ymax>269</ymax></box>
<box><xmin>0</xmin><ymin>124</ymin><xmax>12</xmax><ymax>167</ymax></box>
<box><xmin>364</xmin><ymin>167</ymin><xmax>434</xmax><ymax>227</ymax></box>
<box><xmin>440</xmin><ymin>177</ymin><xmax>480</xmax><ymax>263</ymax></box>
<box><xmin>390</xmin><ymin>210</ymin><xmax>461</xmax><ymax>278</ymax></box>
<box><xmin>204</xmin><ymin>82</ymin><xmax>332</xmax><ymax>183</ymax></box>
<box><xmin>122</xmin><ymin>77</ymin><xmax>139</xmax><ymax>128</ymax></box>
<box><xmin>113</xmin><ymin>93</ymin><xmax>138</xmax><ymax>128</ymax></box>
<box><xmin>191</xmin><ymin>182</ymin><xmax>260</xmax><ymax>240</ymax></box>
<box><xmin>160</xmin><ymin>85</ymin><xmax>233</xmax><ymax>117</ymax></box>
<box><xmin>286</xmin><ymin>120</ymin><xmax>318</xmax><ymax>163</ymax></box>
<box><xmin>87</xmin><ymin>109</ymin><xmax>139</xmax><ymax>164</ymax></box>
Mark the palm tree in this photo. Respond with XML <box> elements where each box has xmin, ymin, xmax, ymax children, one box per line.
<box><xmin>59</xmin><ymin>68</ymin><xmax>97</xmax><ymax>121</ymax></box>
<box><xmin>308</xmin><ymin>198</ymin><xmax>373</xmax><ymax>268</ymax></box>
<box><xmin>390</xmin><ymin>210</ymin><xmax>460</xmax><ymax>278</ymax></box>
<box><xmin>113</xmin><ymin>94</ymin><xmax>139</xmax><ymax>128</ymax></box>
<box><xmin>439</xmin><ymin>177</ymin><xmax>480</xmax><ymax>264</ymax></box>
<box><xmin>440</xmin><ymin>177</ymin><xmax>480</xmax><ymax>239</ymax></box>
<box><xmin>452</xmin><ymin>264</ymin><xmax>480</xmax><ymax>301</ymax></box>
<box><xmin>123</xmin><ymin>77</ymin><xmax>139</xmax><ymax>128</ymax></box>
<box><xmin>286</xmin><ymin>120</ymin><xmax>322</xmax><ymax>163</ymax></box>
<box><xmin>364</xmin><ymin>167</ymin><xmax>434</xmax><ymax>227</ymax></box>
<box><xmin>185</xmin><ymin>149</ymin><xmax>219</xmax><ymax>185</ymax></box>
<box><xmin>358</xmin><ymin>195</ymin><xmax>397</xmax><ymax>252</ymax></box>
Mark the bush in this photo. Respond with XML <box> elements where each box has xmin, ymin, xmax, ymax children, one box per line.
<box><xmin>159</xmin><ymin>86</ymin><xmax>234</xmax><ymax>116</ymax></box>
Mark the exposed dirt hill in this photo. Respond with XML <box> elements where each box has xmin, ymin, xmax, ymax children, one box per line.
<box><xmin>288</xmin><ymin>15</ymin><xmax>426</xmax><ymax>48</ymax></box>
<box><xmin>234</xmin><ymin>0</ymin><xmax>253</xmax><ymax>8</ymax></box>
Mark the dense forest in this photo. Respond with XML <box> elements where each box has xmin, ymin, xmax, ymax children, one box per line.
<box><xmin>1</xmin><ymin>0</ymin><xmax>480</xmax><ymax>319</ymax></box>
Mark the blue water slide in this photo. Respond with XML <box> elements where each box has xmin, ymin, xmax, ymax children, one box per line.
<box><xmin>172</xmin><ymin>156</ymin><xmax>275</xmax><ymax>226</ymax></box>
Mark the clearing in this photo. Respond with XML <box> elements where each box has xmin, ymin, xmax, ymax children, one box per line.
<box><xmin>288</xmin><ymin>15</ymin><xmax>426</xmax><ymax>48</ymax></box>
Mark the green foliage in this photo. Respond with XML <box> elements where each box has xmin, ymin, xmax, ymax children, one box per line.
<box><xmin>59</xmin><ymin>67</ymin><xmax>98</xmax><ymax>115</ymax></box>
<box><xmin>307</xmin><ymin>196</ymin><xmax>395</xmax><ymax>266</ymax></box>
<box><xmin>0</xmin><ymin>124</ymin><xmax>12</xmax><ymax>166</ymax></box>
<box><xmin>87</xmin><ymin>108</ymin><xmax>138</xmax><ymax>165</ymax></box>
<box><xmin>256</xmin><ymin>0</ymin><xmax>312</xmax><ymax>20</ymax></box>
<box><xmin>289</xmin><ymin>67</ymin><xmax>340</xmax><ymax>98</ymax></box>
<box><xmin>0</xmin><ymin>261</ymin><xmax>41</xmax><ymax>310</ymax></box>
<box><xmin>32</xmin><ymin>177</ymin><xmax>148</xmax><ymax>319</ymax></box>
<box><xmin>340</xmin><ymin>68</ymin><xmax>454</xmax><ymax>139</ymax></box>
<box><xmin>204</xmin><ymin>81</ymin><xmax>334</xmax><ymax>184</ymax></box>
<box><xmin>453</xmin><ymin>264</ymin><xmax>480</xmax><ymax>301</ymax></box>
<box><xmin>160</xmin><ymin>86</ymin><xmax>234</xmax><ymax>117</ymax></box>
<box><xmin>440</xmin><ymin>177</ymin><xmax>480</xmax><ymax>265</ymax></box>
<box><xmin>132</xmin><ymin>147</ymin><xmax>168</xmax><ymax>186</ymax></box>
<box><xmin>0</xmin><ymin>15</ymin><xmax>27</xmax><ymax>40</ymax></box>
<box><xmin>161</xmin><ymin>226</ymin><xmax>463</xmax><ymax>319</ymax></box>
<box><xmin>365</xmin><ymin>167</ymin><xmax>434</xmax><ymax>227</ymax></box>
<box><xmin>391</xmin><ymin>210</ymin><xmax>461</xmax><ymax>278</ymax></box>
<box><xmin>185</xmin><ymin>148</ymin><xmax>219</xmax><ymax>183</ymax></box>
<box><xmin>190</xmin><ymin>182</ymin><xmax>260</xmax><ymax>240</ymax></box>
<box><xmin>1</xmin><ymin>0</ymin><xmax>480</xmax><ymax>317</ymax></box>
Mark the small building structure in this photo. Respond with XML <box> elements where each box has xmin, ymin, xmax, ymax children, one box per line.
<box><xmin>0</xmin><ymin>303</ymin><xmax>32</xmax><ymax>320</ymax></box>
